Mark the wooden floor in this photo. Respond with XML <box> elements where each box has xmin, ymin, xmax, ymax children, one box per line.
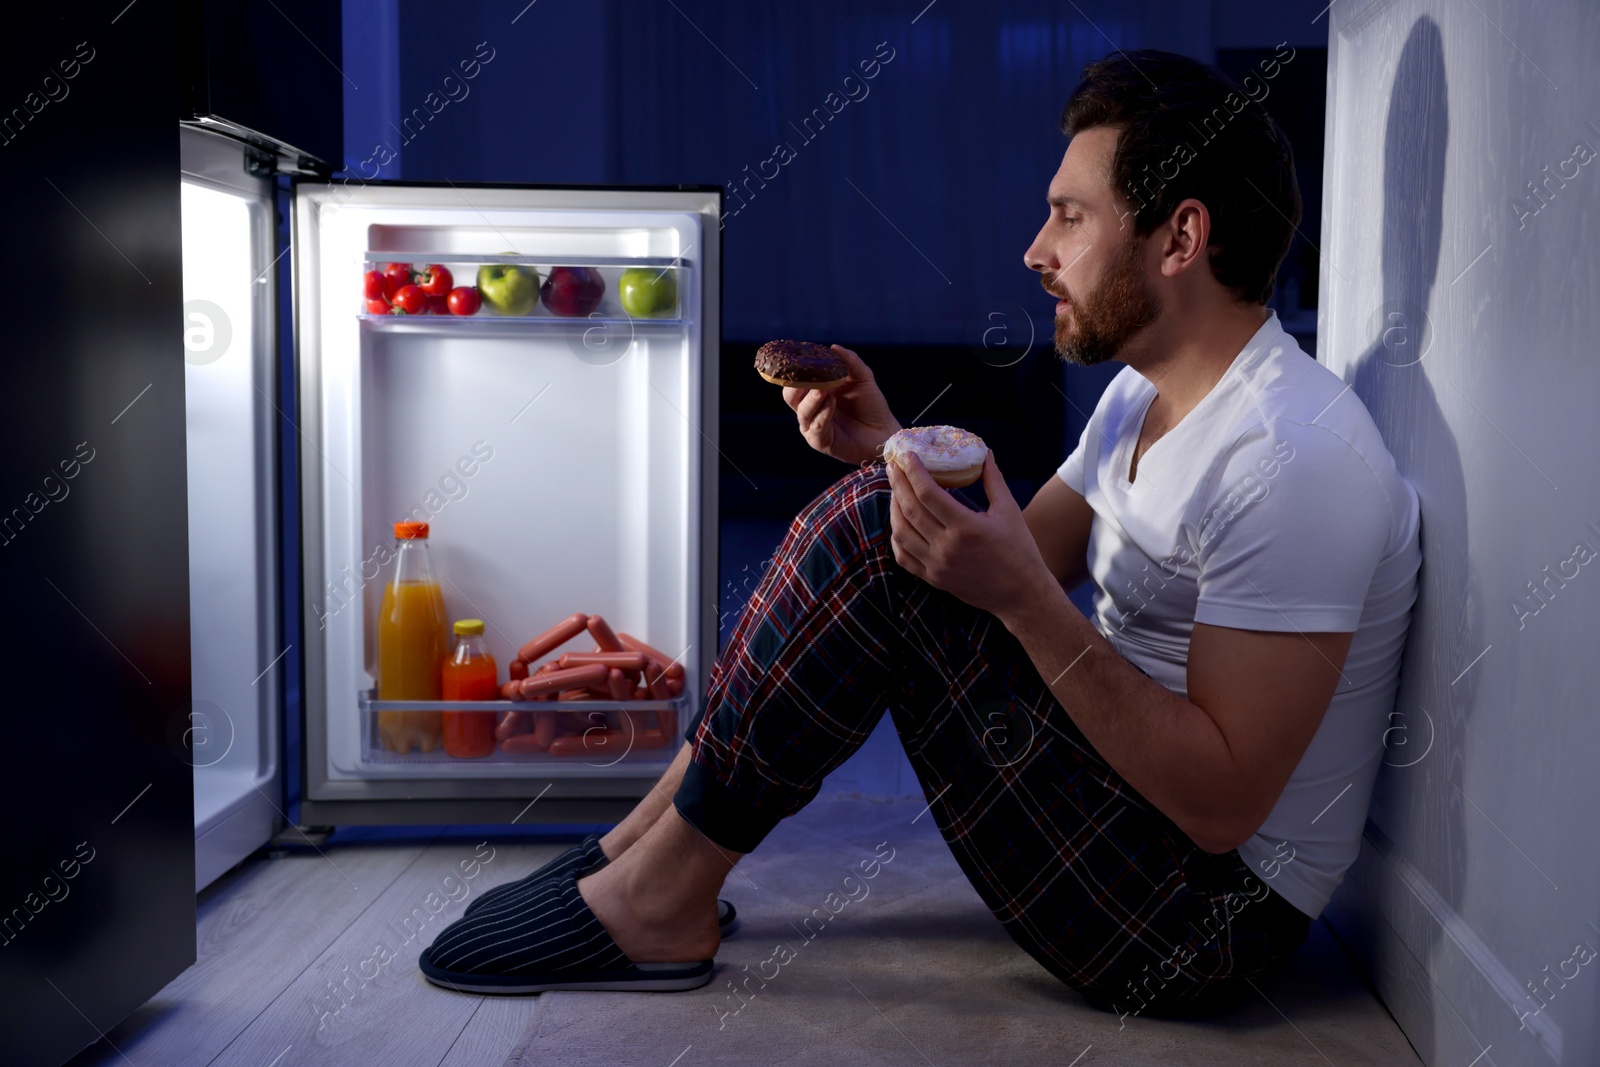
<box><xmin>65</xmin><ymin>833</ymin><xmax>568</xmax><ymax>1067</ymax></box>
<box><xmin>65</xmin><ymin>796</ymin><xmax>1426</xmax><ymax>1067</ymax></box>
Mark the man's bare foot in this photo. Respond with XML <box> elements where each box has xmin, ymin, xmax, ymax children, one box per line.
<box><xmin>598</xmin><ymin>741</ymin><xmax>694</xmax><ymax>862</ymax></box>
<box><xmin>580</xmin><ymin>804</ymin><xmax>737</xmax><ymax>963</ymax></box>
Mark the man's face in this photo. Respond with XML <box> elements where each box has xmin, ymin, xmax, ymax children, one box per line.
<box><xmin>1024</xmin><ymin>127</ymin><xmax>1161</xmax><ymax>365</ymax></box>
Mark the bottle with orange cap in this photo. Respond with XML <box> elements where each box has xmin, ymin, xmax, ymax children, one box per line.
<box><xmin>376</xmin><ymin>521</ymin><xmax>447</xmax><ymax>753</ymax></box>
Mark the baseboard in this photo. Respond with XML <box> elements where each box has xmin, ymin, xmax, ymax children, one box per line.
<box><xmin>1326</xmin><ymin>818</ymin><xmax>1563</xmax><ymax>1067</ymax></box>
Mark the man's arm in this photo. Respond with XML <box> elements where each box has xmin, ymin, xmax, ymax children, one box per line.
<box><xmin>1022</xmin><ymin>475</ymin><xmax>1095</xmax><ymax>594</ymax></box>
<box><xmin>999</xmin><ymin>586</ymin><xmax>1353</xmax><ymax>854</ymax></box>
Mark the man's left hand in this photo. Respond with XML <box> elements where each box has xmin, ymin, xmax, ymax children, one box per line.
<box><xmin>886</xmin><ymin>449</ymin><xmax>1054</xmax><ymax>619</ymax></box>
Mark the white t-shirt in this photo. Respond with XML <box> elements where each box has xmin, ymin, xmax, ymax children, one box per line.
<box><xmin>1055</xmin><ymin>310</ymin><xmax>1421</xmax><ymax>919</ymax></box>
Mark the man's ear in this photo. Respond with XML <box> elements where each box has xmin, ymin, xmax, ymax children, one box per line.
<box><xmin>1160</xmin><ymin>198</ymin><xmax>1212</xmax><ymax>279</ymax></box>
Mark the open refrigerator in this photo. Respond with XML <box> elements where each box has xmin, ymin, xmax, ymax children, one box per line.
<box><xmin>180</xmin><ymin>124</ymin><xmax>721</xmax><ymax>888</ymax></box>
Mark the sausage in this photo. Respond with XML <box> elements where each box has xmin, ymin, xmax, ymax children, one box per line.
<box><xmin>632</xmin><ymin>728</ymin><xmax>669</xmax><ymax>750</ymax></box>
<box><xmin>586</xmin><ymin>614</ymin><xmax>626</xmax><ymax>652</ymax></box>
<box><xmin>558</xmin><ymin>651</ymin><xmax>647</xmax><ymax>671</ymax></box>
<box><xmin>517</xmin><ymin>613</ymin><xmax>589</xmax><ymax>665</ymax></box>
<box><xmin>655</xmin><ymin>709</ymin><xmax>676</xmax><ymax>737</ymax></box>
<box><xmin>501</xmin><ymin>679</ymin><xmax>525</xmax><ymax>702</ymax></box>
<box><xmin>495</xmin><ymin>710</ymin><xmax>531</xmax><ymax>740</ymax></box>
<box><xmin>509</xmin><ymin>658</ymin><xmax>529</xmax><ymax>681</ymax></box>
<box><xmin>500</xmin><ymin>732</ymin><xmax>550</xmax><ymax>754</ymax></box>
<box><xmin>645</xmin><ymin>659</ymin><xmax>671</xmax><ymax>700</ymax></box>
<box><xmin>617</xmin><ymin>633</ymin><xmax>686</xmax><ymax>679</ymax></box>
<box><xmin>607</xmin><ymin>668</ymin><xmax>633</xmax><ymax>701</ymax></box>
<box><xmin>632</xmin><ymin>684</ymin><xmax>649</xmax><ymax>700</ymax></box>
<box><xmin>555</xmin><ymin>688</ymin><xmax>594</xmax><ymax>701</ymax></box>
<box><xmin>533</xmin><ymin>710</ymin><xmax>556</xmax><ymax>748</ymax></box>
<box><xmin>548</xmin><ymin>729</ymin><xmax>627</xmax><ymax>757</ymax></box>
<box><xmin>516</xmin><ymin>662</ymin><xmax>607</xmax><ymax>698</ymax></box>
<box><xmin>665</xmin><ymin>675</ymin><xmax>684</xmax><ymax>696</ymax></box>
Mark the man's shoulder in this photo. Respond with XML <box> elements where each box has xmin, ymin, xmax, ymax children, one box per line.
<box><xmin>1220</xmin><ymin>338</ymin><xmax>1409</xmax><ymax>502</ymax></box>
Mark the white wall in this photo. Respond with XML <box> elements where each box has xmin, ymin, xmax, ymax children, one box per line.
<box><xmin>1318</xmin><ymin>3</ymin><xmax>1600</xmax><ymax>1066</ymax></box>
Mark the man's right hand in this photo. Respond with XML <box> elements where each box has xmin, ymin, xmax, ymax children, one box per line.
<box><xmin>783</xmin><ymin>345</ymin><xmax>903</xmax><ymax>466</ymax></box>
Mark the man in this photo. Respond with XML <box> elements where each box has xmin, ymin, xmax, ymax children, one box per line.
<box><xmin>420</xmin><ymin>48</ymin><xmax>1421</xmax><ymax>1017</ymax></box>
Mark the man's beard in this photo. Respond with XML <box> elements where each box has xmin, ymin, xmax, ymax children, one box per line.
<box><xmin>1047</xmin><ymin>235</ymin><xmax>1160</xmax><ymax>366</ymax></box>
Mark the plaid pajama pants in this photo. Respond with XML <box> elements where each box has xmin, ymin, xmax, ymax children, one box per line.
<box><xmin>674</xmin><ymin>460</ymin><xmax>1312</xmax><ymax>1013</ymax></box>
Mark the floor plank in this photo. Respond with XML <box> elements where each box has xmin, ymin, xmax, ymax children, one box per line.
<box><xmin>200</xmin><ymin>838</ymin><xmax>563</xmax><ymax>1067</ymax></box>
<box><xmin>435</xmin><ymin>995</ymin><xmax>543</xmax><ymax>1067</ymax></box>
<box><xmin>65</xmin><ymin>843</ymin><xmax>429</xmax><ymax>1067</ymax></box>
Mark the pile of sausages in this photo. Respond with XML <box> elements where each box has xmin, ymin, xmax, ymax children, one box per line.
<box><xmin>495</xmin><ymin>612</ymin><xmax>685</xmax><ymax>756</ymax></box>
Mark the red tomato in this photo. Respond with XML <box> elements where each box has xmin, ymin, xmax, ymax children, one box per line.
<box><xmin>417</xmin><ymin>264</ymin><xmax>453</xmax><ymax>298</ymax></box>
<box><xmin>446</xmin><ymin>286</ymin><xmax>483</xmax><ymax>316</ymax></box>
<box><xmin>426</xmin><ymin>294</ymin><xmax>449</xmax><ymax>315</ymax></box>
<box><xmin>391</xmin><ymin>284</ymin><xmax>428</xmax><ymax>315</ymax></box>
<box><xmin>381</xmin><ymin>263</ymin><xmax>412</xmax><ymax>299</ymax></box>
<box><xmin>363</xmin><ymin>270</ymin><xmax>387</xmax><ymax>300</ymax></box>
<box><xmin>365</xmin><ymin>297</ymin><xmax>390</xmax><ymax>314</ymax></box>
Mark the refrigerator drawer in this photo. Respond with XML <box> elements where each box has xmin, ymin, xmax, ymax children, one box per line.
<box><xmin>357</xmin><ymin>690</ymin><xmax>687</xmax><ymax>769</ymax></box>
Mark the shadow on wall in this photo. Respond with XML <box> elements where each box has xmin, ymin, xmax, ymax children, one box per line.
<box><xmin>1340</xmin><ymin>16</ymin><xmax>1476</xmax><ymax>1063</ymax></box>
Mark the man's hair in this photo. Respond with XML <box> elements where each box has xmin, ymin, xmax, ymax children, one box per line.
<box><xmin>1061</xmin><ymin>49</ymin><xmax>1301</xmax><ymax>306</ymax></box>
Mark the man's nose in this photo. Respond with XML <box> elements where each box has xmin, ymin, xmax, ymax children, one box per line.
<box><xmin>1023</xmin><ymin>226</ymin><xmax>1055</xmax><ymax>274</ymax></box>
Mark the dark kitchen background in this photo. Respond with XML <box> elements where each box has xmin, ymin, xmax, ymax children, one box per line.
<box><xmin>338</xmin><ymin>0</ymin><xmax>1327</xmax><ymax>524</ymax></box>
<box><xmin>257</xmin><ymin>0</ymin><xmax>1332</xmax><ymax>808</ymax></box>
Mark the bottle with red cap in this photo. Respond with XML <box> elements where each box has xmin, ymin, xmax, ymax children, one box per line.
<box><xmin>376</xmin><ymin>521</ymin><xmax>447</xmax><ymax>753</ymax></box>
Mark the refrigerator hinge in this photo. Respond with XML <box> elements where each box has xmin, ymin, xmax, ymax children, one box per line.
<box><xmin>244</xmin><ymin>146</ymin><xmax>278</xmax><ymax>179</ymax></box>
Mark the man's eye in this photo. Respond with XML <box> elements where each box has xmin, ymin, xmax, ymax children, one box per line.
<box><xmin>1061</xmin><ymin>216</ymin><xmax>1081</xmax><ymax>227</ymax></box>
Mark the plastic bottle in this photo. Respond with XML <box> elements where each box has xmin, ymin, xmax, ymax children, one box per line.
<box><xmin>376</xmin><ymin>521</ymin><xmax>447</xmax><ymax>753</ymax></box>
<box><xmin>442</xmin><ymin>619</ymin><xmax>499</xmax><ymax>758</ymax></box>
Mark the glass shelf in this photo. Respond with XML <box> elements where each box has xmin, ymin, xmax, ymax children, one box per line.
<box><xmin>358</xmin><ymin>688</ymin><xmax>685</xmax><ymax>766</ymax></box>
<box><xmin>364</xmin><ymin>252</ymin><xmax>694</xmax><ymax>270</ymax></box>
<box><xmin>357</xmin><ymin>311</ymin><xmax>689</xmax><ymax>330</ymax></box>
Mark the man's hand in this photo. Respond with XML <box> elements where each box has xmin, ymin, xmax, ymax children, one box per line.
<box><xmin>886</xmin><ymin>449</ymin><xmax>1054</xmax><ymax>619</ymax></box>
<box><xmin>784</xmin><ymin>345</ymin><xmax>903</xmax><ymax>466</ymax></box>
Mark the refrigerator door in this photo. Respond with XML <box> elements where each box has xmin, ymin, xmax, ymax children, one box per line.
<box><xmin>294</xmin><ymin>181</ymin><xmax>720</xmax><ymax>824</ymax></box>
<box><xmin>179</xmin><ymin>125</ymin><xmax>285</xmax><ymax>884</ymax></box>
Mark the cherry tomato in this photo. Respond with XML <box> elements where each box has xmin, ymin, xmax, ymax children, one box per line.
<box><xmin>365</xmin><ymin>297</ymin><xmax>390</xmax><ymax>314</ymax></box>
<box><xmin>363</xmin><ymin>270</ymin><xmax>387</xmax><ymax>300</ymax></box>
<box><xmin>446</xmin><ymin>286</ymin><xmax>483</xmax><ymax>316</ymax></box>
<box><xmin>390</xmin><ymin>284</ymin><xmax>428</xmax><ymax>315</ymax></box>
<box><xmin>417</xmin><ymin>264</ymin><xmax>453</xmax><ymax>298</ymax></box>
<box><xmin>426</xmin><ymin>294</ymin><xmax>449</xmax><ymax>316</ymax></box>
<box><xmin>381</xmin><ymin>263</ymin><xmax>412</xmax><ymax>299</ymax></box>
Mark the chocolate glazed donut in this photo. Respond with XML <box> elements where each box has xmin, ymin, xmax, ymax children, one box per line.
<box><xmin>754</xmin><ymin>340</ymin><xmax>848</xmax><ymax>389</ymax></box>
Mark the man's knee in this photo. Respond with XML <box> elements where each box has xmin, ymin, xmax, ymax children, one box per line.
<box><xmin>794</xmin><ymin>463</ymin><xmax>891</xmax><ymax>535</ymax></box>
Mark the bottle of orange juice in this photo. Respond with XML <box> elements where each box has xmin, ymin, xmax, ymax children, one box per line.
<box><xmin>442</xmin><ymin>619</ymin><xmax>498</xmax><ymax>758</ymax></box>
<box><xmin>376</xmin><ymin>521</ymin><xmax>447</xmax><ymax>753</ymax></box>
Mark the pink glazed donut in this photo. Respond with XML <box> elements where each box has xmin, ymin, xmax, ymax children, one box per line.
<box><xmin>882</xmin><ymin>425</ymin><xmax>987</xmax><ymax>488</ymax></box>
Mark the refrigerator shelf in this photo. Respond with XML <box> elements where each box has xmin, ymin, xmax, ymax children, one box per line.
<box><xmin>364</xmin><ymin>253</ymin><xmax>694</xmax><ymax>269</ymax></box>
<box><xmin>358</xmin><ymin>688</ymin><xmax>685</xmax><ymax>767</ymax></box>
<box><xmin>357</xmin><ymin>311</ymin><xmax>689</xmax><ymax>329</ymax></box>
<box><xmin>359</xmin><ymin>690</ymin><xmax>685</xmax><ymax>713</ymax></box>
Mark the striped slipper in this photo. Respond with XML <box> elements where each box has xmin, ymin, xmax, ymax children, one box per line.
<box><xmin>420</xmin><ymin>869</ymin><xmax>713</xmax><ymax>994</ymax></box>
<box><xmin>466</xmin><ymin>834</ymin><xmax>738</xmax><ymax>932</ymax></box>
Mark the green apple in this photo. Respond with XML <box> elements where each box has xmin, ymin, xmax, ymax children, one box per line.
<box><xmin>476</xmin><ymin>258</ymin><xmax>539</xmax><ymax>316</ymax></box>
<box><xmin>618</xmin><ymin>267</ymin><xmax>678</xmax><ymax>318</ymax></box>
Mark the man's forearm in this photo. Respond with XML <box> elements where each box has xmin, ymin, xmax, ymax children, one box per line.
<box><xmin>998</xmin><ymin>583</ymin><xmax>1243</xmax><ymax>852</ymax></box>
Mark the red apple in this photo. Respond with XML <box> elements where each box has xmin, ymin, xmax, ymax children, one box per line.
<box><xmin>540</xmin><ymin>266</ymin><xmax>605</xmax><ymax>317</ymax></box>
